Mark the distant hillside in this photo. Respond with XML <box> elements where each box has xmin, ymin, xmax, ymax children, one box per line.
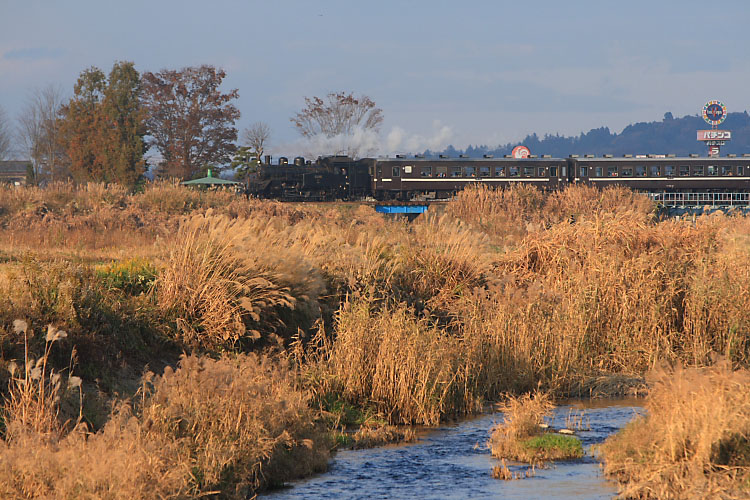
<box><xmin>426</xmin><ymin>111</ymin><xmax>750</xmax><ymax>158</ymax></box>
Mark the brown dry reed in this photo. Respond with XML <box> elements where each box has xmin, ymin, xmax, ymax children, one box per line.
<box><xmin>309</xmin><ymin>297</ymin><xmax>478</xmax><ymax>425</ymax></box>
<box><xmin>600</xmin><ymin>359</ymin><xmax>750</xmax><ymax>499</ymax></box>
<box><xmin>0</xmin><ymin>352</ymin><xmax>328</xmax><ymax>499</ymax></box>
<box><xmin>156</xmin><ymin>212</ymin><xmax>325</xmax><ymax>349</ymax></box>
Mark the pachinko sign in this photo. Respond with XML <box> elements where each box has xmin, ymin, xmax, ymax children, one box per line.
<box><xmin>697</xmin><ymin>130</ymin><xmax>732</xmax><ymax>141</ymax></box>
<box><xmin>511</xmin><ymin>146</ymin><xmax>531</xmax><ymax>159</ymax></box>
<box><xmin>702</xmin><ymin>100</ymin><xmax>727</xmax><ymax>126</ymax></box>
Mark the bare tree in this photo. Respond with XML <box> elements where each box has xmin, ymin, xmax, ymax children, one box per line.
<box><xmin>0</xmin><ymin>105</ymin><xmax>11</xmax><ymax>160</ymax></box>
<box><xmin>291</xmin><ymin>91</ymin><xmax>383</xmax><ymax>157</ymax></box>
<box><xmin>241</xmin><ymin>121</ymin><xmax>270</xmax><ymax>161</ymax></box>
<box><xmin>17</xmin><ymin>85</ymin><xmax>68</xmax><ymax>182</ymax></box>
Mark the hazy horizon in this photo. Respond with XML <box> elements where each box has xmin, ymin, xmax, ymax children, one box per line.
<box><xmin>2</xmin><ymin>0</ymin><xmax>750</xmax><ymax>158</ymax></box>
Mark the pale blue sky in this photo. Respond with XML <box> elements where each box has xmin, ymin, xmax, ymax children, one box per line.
<box><xmin>2</xmin><ymin>0</ymin><xmax>749</xmax><ymax>156</ymax></box>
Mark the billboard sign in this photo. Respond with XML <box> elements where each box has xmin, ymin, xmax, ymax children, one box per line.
<box><xmin>702</xmin><ymin>100</ymin><xmax>727</xmax><ymax>126</ymax></box>
<box><xmin>697</xmin><ymin>130</ymin><xmax>732</xmax><ymax>141</ymax></box>
<box><xmin>511</xmin><ymin>146</ymin><xmax>531</xmax><ymax>159</ymax></box>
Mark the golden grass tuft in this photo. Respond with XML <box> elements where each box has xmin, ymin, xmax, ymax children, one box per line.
<box><xmin>600</xmin><ymin>359</ymin><xmax>750</xmax><ymax>499</ymax></box>
<box><xmin>446</xmin><ymin>184</ymin><xmax>654</xmax><ymax>246</ymax></box>
<box><xmin>313</xmin><ymin>297</ymin><xmax>477</xmax><ymax>425</ymax></box>
<box><xmin>0</xmin><ymin>352</ymin><xmax>329</xmax><ymax>499</ymax></box>
<box><xmin>156</xmin><ymin>213</ymin><xmax>325</xmax><ymax>349</ymax></box>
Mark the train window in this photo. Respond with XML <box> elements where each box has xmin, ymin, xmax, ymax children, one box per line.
<box><xmin>693</xmin><ymin>166</ymin><xmax>704</xmax><ymax>176</ymax></box>
<box><xmin>436</xmin><ymin>166</ymin><xmax>447</xmax><ymax>178</ymax></box>
<box><xmin>392</xmin><ymin>166</ymin><xmax>400</xmax><ymax>177</ymax></box>
<box><xmin>579</xmin><ymin>166</ymin><xmax>588</xmax><ymax>177</ymax></box>
<box><xmin>561</xmin><ymin>166</ymin><xmax>567</xmax><ymax>177</ymax></box>
<box><xmin>635</xmin><ymin>166</ymin><xmax>646</xmax><ymax>177</ymax></box>
<box><xmin>739</xmin><ymin>166</ymin><xmax>745</xmax><ymax>176</ymax></box>
<box><xmin>679</xmin><ymin>166</ymin><xmax>690</xmax><ymax>176</ymax></box>
<box><xmin>594</xmin><ymin>167</ymin><xmax>603</xmax><ymax>177</ymax></box>
<box><xmin>523</xmin><ymin>167</ymin><xmax>534</xmax><ymax>177</ymax></box>
<box><xmin>537</xmin><ymin>167</ymin><xmax>545</xmax><ymax>177</ymax></box>
<box><xmin>464</xmin><ymin>166</ymin><xmax>477</xmax><ymax>177</ymax></box>
<box><xmin>650</xmin><ymin>165</ymin><xmax>660</xmax><ymax>177</ymax></box>
<box><xmin>549</xmin><ymin>166</ymin><xmax>557</xmax><ymax>177</ymax></box>
<box><xmin>420</xmin><ymin>166</ymin><xmax>432</xmax><ymax>177</ymax></box>
<box><xmin>721</xmin><ymin>165</ymin><xmax>732</xmax><ymax>176</ymax></box>
<box><xmin>707</xmin><ymin>165</ymin><xmax>718</xmax><ymax>176</ymax></box>
<box><xmin>480</xmin><ymin>166</ymin><xmax>490</xmax><ymax>177</ymax></box>
<box><xmin>621</xmin><ymin>167</ymin><xmax>632</xmax><ymax>177</ymax></box>
<box><xmin>450</xmin><ymin>167</ymin><xmax>462</xmax><ymax>178</ymax></box>
<box><xmin>607</xmin><ymin>167</ymin><xmax>618</xmax><ymax>177</ymax></box>
<box><xmin>665</xmin><ymin>165</ymin><xmax>675</xmax><ymax>177</ymax></box>
<box><xmin>495</xmin><ymin>166</ymin><xmax>505</xmax><ymax>177</ymax></box>
<box><xmin>509</xmin><ymin>166</ymin><xmax>520</xmax><ymax>177</ymax></box>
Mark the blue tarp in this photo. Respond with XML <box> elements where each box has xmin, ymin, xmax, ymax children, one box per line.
<box><xmin>375</xmin><ymin>205</ymin><xmax>429</xmax><ymax>214</ymax></box>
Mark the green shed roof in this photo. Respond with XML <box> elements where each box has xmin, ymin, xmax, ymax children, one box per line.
<box><xmin>180</xmin><ymin>169</ymin><xmax>240</xmax><ymax>186</ymax></box>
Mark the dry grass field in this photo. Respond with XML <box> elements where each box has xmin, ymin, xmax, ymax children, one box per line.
<box><xmin>0</xmin><ymin>181</ymin><xmax>748</xmax><ymax>497</ymax></box>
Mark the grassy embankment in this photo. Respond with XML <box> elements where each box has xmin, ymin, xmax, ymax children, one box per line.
<box><xmin>0</xmin><ymin>181</ymin><xmax>748</xmax><ymax>497</ymax></box>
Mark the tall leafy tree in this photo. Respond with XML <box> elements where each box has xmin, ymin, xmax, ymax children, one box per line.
<box><xmin>141</xmin><ymin>65</ymin><xmax>240</xmax><ymax>180</ymax></box>
<box><xmin>100</xmin><ymin>62</ymin><xmax>147</xmax><ymax>186</ymax></box>
<box><xmin>59</xmin><ymin>61</ymin><xmax>146</xmax><ymax>187</ymax></box>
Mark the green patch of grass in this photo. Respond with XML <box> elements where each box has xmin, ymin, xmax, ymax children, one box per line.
<box><xmin>95</xmin><ymin>258</ymin><xmax>157</xmax><ymax>295</ymax></box>
<box><xmin>522</xmin><ymin>433</ymin><xmax>583</xmax><ymax>460</ymax></box>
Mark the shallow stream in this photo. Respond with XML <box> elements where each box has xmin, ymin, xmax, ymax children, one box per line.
<box><xmin>263</xmin><ymin>399</ymin><xmax>644</xmax><ymax>500</ymax></box>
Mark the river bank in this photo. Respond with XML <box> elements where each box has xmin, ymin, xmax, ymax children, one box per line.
<box><xmin>264</xmin><ymin>399</ymin><xmax>644</xmax><ymax>500</ymax></box>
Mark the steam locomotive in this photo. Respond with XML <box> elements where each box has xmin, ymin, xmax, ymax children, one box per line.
<box><xmin>247</xmin><ymin>153</ymin><xmax>750</xmax><ymax>202</ymax></box>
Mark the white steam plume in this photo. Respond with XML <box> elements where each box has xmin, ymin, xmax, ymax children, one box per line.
<box><xmin>385</xmin><ymin>120</ymin><xmax>453</xmax><ymax>154</ymax></box>
<box><xmin>274</xmin><ymin>120</ymin><xmax>455</xmax><ymax>159</ymax></box>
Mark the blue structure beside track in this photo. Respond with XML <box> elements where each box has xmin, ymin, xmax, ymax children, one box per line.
<box><xmin>374</xmin><ymin>205</ymin><xmax>429</xmax><ymax>214</ymax></box>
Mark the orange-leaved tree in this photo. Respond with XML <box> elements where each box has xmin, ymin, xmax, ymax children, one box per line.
<box><xmin>141</xmin><ymin>65</ymin><xmax>240</xmax><ymax>180</ymax></box>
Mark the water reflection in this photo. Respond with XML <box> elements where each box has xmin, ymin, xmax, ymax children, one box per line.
<box><xmin>262</xmin><ymin>399</ymin><xmax>644</xmax><ymax>500</ymax></box>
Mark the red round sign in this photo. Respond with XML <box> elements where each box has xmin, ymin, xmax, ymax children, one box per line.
<box><xmin>512</xmin><ymin>146</ymin><xmax>531</xmax><ymax>159</ymax></box>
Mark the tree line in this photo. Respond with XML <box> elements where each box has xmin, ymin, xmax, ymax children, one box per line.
<box><xmin>0</xmin><ymin>61</ymin><xmax>382</xmax><ymax>187</ymax></box>
<box><xmin>3</xmin><ymin>62</ymin><xmax>242</xmax><ymax>187</ymax></box>
<box><xmin>428</xmin><ymin>112</ymin><xmax>750</xmax><ymax>159</ymax></box>
<box><xmin>0</xmin><ymin>61</ymin><xmax>384</xmax><ymax>188</ymax></box>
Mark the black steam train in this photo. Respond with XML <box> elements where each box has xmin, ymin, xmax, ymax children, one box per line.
<box><xmin>247</xmin><ymin>153</ymin><xmax>750</xmax><ymax>202</ymax></box>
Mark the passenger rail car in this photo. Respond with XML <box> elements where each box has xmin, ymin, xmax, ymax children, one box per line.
<box><xmin>569</xmin><ymin>155</ymin><xmax>750</xmax><ymax>191</ymax></box>
<box><xmin>368</xmin><ymin>156</ymin><xmax>568</xmax><ymax>200</ymax></box>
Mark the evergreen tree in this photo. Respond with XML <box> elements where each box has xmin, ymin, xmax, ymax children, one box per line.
<box><xmin>60</xmin><ymin>61</ymin><xmax>146</xmax><ymax>187</ymax></box>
